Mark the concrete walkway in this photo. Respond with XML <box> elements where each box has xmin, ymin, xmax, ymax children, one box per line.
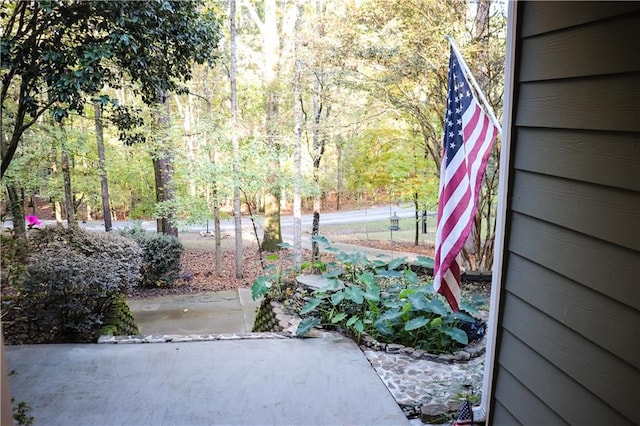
<box><xmin>6</xmin><ymin>336</ymin><xmax>409</xmax><ymax>426</ymax></box>
<box><xmin>127</xmin><ymin>289</ymin><xmax>260</xmax><ymax>335</ymax></box>
<box><xmin>5</xmin><ymin>287</ymin><xmax>411</xmax><ymax>425</ymax></box>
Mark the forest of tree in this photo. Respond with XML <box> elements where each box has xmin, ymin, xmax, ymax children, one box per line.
<box><xmin>1</xmin><ymin>0</ymin><xmax>506</xmax><ymax>272</ymax></box>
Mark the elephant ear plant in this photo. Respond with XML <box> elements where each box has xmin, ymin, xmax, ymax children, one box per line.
<box><xmin>251</xmin><ymin>236</ymin><xmax>486</xmax><ymax>355</ymax></box>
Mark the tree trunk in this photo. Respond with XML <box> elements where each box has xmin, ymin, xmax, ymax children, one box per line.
<box><xmin>292</xmin><ymin>0</ymin><xmax>304</xmax><ymax>267</ymax></box>
<box><xmin>414</xmin><ymin>192</ymin><xmax>419</xmax><ymax>246</ymax></box>
<box><xmin>230</xmin><ymin>0</ymin><xmax>243</xmax><ymax>277</ymax></box>
<box><xmin>310</xmin><ymin>0</ymin><xmax>327</xmax><ymax>263</ymax></box>
<box><xmin>262</xmin><ymin>191</ymin><xmax>282</xmax><ymax>252</ymax></box>
<box><xmin>422</xmin><ymin>210</ymin><xmax>428</xmax><ymax>234</ymax></box>
<box><xmin>202</xmin><ymin>66</ymin><xmax>223</xmax><ymax>277</ymax></box>
<box><xmin>459</xmin><ymin>0</ymin><xmax>496</xmax><ymax>272</ymax></box>
<box><xmin>213</xmin><ymin>187</ymin><xmax>222</xmax><ymax>276</ymax></box>
<box><xmin>6</xmin><ymin>185</ymin><xmax>25</xmax><ymax>237</ymax></box>
<box><xmin>61</xmin><ymin>143</ymin><xmax>76</xmax><ymax>229</ymax></box>
<box><xmin>336</xmin><ymin>142</ymin><xmax>343</xmax><ymax>210</ymax></box>
<box><xmin>153</xmin><ymin>90</ymin><xmax>178</xmax><ymax>237</ymax></box>
<box><xmin>94</xmin><ymin>102</ymin><xmax>112</xmax><ymax>232</ymax></box>
<box><xmin>260</xmin><ymin>0</ymin><xmax>283</xmax><ymax>252</ymax></box>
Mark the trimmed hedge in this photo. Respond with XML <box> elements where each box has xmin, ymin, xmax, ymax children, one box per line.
<box><xmin>120</xmin><ymin>227</ymin><xmax>184</xmax><ymax>288</ymax></box>
<box><xmin>18</xmin><ymin>226</ymin><xmax>142</xmax><ymax>342</ymax></box>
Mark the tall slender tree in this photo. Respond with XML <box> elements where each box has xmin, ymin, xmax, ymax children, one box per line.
<box><xmin>230</xmin><ymin>0</ymin><xmax>244</xmax><ymax>277</ymax></box>
<box><xmin>292</xmin><ymin>0</ymin><xmax>305</xmax><ymax>267</ymax></box>
<box><xmin>93</xmin><ymin>101</ymin><xmax>112</xmax><ymax>232</ymax></box>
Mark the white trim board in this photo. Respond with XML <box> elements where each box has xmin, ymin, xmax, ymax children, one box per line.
<box><xmin>473</xmin><ymin>0</ymin><xmax>518</xmax><ymax>423</ymax></box>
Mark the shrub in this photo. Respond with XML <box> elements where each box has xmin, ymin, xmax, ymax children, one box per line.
<box><xmin>0</xmin><ymin>231</ymin><xmax>30</xmax><ymax>295</ymax></box>
<box><xmin>16</xmin><ymin>226</ymin><xmax>142</xmax><ymax>342</ymax></box>
<box><xmin>121</xmin><ymin>227</ymin><xmax>184</xmax><ymax>288</ymax></box>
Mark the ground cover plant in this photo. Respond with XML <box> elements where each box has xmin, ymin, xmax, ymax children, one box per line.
<box><xmin>251</xmin><ymin>236</ymin><xmax>486</xmax><ymax>354</ymax></box>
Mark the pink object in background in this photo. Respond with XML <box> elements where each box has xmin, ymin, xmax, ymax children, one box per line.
<box><xmin>25</xmin><ymin>215</ymin><xmax>42</xmax><ymax>228</ymax></box>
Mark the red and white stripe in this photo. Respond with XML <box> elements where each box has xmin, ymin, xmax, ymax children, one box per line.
<box><xmin>434</xmin><ymin>89</ymin><xmax>498</xmax><ymax>311</ymax></box>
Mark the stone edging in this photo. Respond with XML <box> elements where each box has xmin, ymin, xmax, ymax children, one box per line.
<box><xmin>359</xmin><ymin>333</ymin><xmax>486</xmax><ymax>363</ymax></box>
<box><xmin>97</xmin><ymin>331</ymin><xmax>291</xmax><ymax>344</ymax></box>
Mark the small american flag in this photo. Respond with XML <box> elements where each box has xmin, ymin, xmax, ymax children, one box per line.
<box><xmin>453</xmin><ymin>399</ymin><xmax>474</xmax><ymax>425</ymax></box>
<box><xmin>434</xmin><ymin>46</ymin><xmax>499</xmax><ymax>311</ymax></box>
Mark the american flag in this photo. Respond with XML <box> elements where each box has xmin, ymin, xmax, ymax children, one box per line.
<box><xmin>453</xmin><ymin>399</ymin><xmax>474</xmax><ymax>425</ymax></box>
<box><xmin>434</xmin><ymin>46</ymin><xmax>499</xmax><ymax>312</ymax></box>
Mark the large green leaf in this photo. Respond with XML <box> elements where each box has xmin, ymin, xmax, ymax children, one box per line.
<box><xmin>373</xmin><ymin>320</ymin><xmax>394</xmax><ymax>335</ymax></box>
<box><xmin>331</xmin><ymin>291</ymin><xmax>345</xmax><ymax>306</ymax></box>
<box><xmin>408</xmin><ymin>292</ymin><xmax>430</xmax><ymax>311</ymax></box>
<box><xmin>424</xmin><ymin>297</ymin><xmax>449</xmax><ymax>317</ymax></box>
<box><xmin>372</xmin><ymin>260</ymin><xmax>388</xmax><ymax>268</ymax></box>
<box><xmin>416</xmin><ymin>256</ymin><xmax>435</xmax><ymax>268</ymax></box>
<box><xmin>331</xmin><ymin>312</ymin><xmax>348</xmax><ymax>323</ymax></box>
<box><xmin>318</xmin><ymin>278</ymin><xmax>342</xmax><ymax>292</ymax></box>
<box><xmin>358</xmin><ymin>272</ymin><xmax>377</xmax><ymax>287</ymax></box>
<box><xmin>387</xmin><ymin>256</ymin><xmax>407</xmax><ymax>270</ymax></box>
<box><xmin>251</xmin><ymin>276</ymin><xmax>272</xmax><ymax>300</ymax></box>
<box><xmin>398</xmin><ymin>288</ymin><xmax>416</xmax><ymax>299</ymax></box>
<box><xmin>345</xmin><ymin>315</ymin><xmax>358</xmax><ymax>326</ymax></box>
<box><xmin>344</xmin><ymin>286</ymin><xmax>364</xmax><ymax>304</ymax></box>
<box><xmin>376</xmin><ymin>269</ymin><xmax>403</xmax><ymax>278</ymax></box>
<box><xmin>311</xmin><ymin>235</ymin><xmax>331</xmax><ymax>245</ymax></box>
<box><xmin>403</xmin><ymin>269</ymin><xmax>419</xmax><ymax>285</ymax></box>
<box><xmin>452</xmin><ymin>310</ymin><xmax>476</xmax><ymax>322</ymax></box>
<box><xmin>299</xmin><ymin>298</ymin><xmax>322</xmax><ymax>315</ymax></box>
<box><xmin>378</xmin><ymin>310</ymin><xmax>404</xmax><ymax>323</ymax></box>
<box><xmin>441</xmin><ymin>326</ymin><xmax>469</xmax><ymax>345</ymax></box>
<box><xmin>404</xmin><ymin>316</ymin><xmax>429</xmax><ymax>331</ymax></box>
<box><xmin>360</xmin><ymin>274</ymin><xmax>380</xmax><ymax>301</ymax></box>
<box><xmin>347</xmin><ymin>316</ymin><xmax>364</xmax><ymax>333</ymax></box>
<box><xmin>324</xmin><ymin>269</ymin><xmax>342</xmax><ymax>278</ymax></box>
<box><xmin>296</xmin><ymin>317</ymin><xmax>321</xmax><ymax>337</ymax></box>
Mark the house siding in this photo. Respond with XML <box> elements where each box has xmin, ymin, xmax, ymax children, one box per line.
<box><xmin>490</xmin><ymin>2</ymin><xmax>640</xmax><ymax>425</ymax></box>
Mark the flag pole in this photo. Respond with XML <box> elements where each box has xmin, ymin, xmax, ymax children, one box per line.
<box><xmin>446</xmin><ymin>35</ymin><xmax>502</xmax><ymax>133</ymax></box>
